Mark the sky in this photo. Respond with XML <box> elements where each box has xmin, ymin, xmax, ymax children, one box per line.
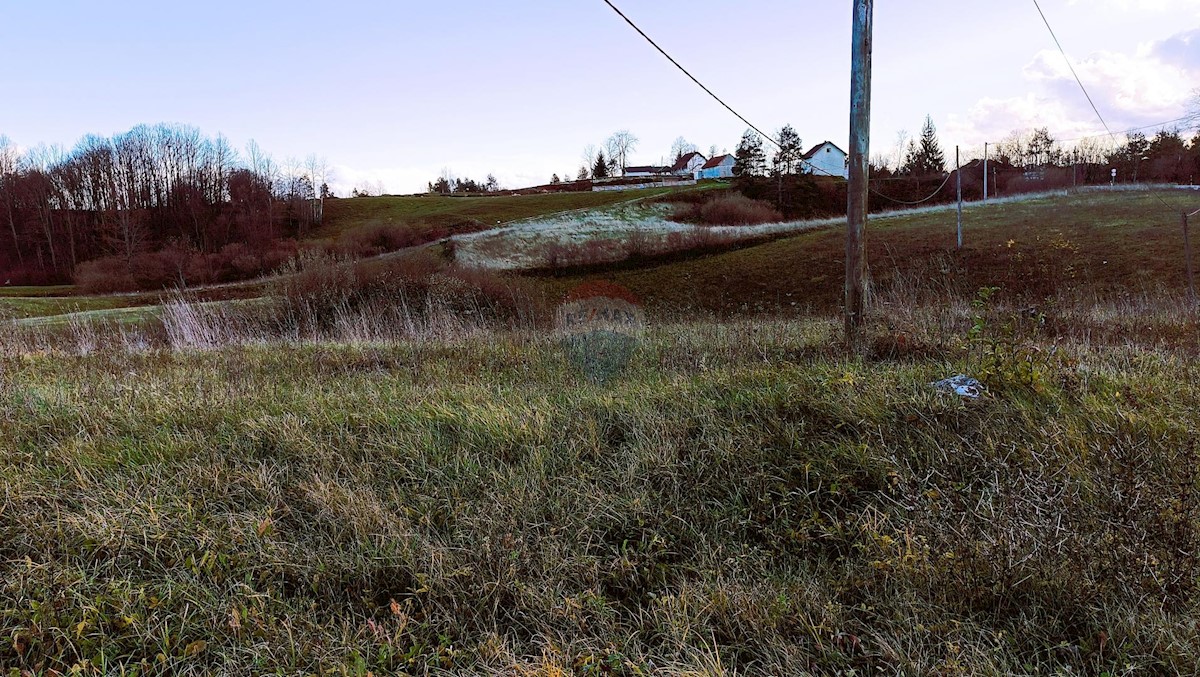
<box><xmin>1</xmin><ymin>0</ymin><xmax>1198</xmax><ymax>195</ymax></box>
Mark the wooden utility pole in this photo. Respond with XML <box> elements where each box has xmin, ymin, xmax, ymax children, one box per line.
<box><xmin>845</xmin><ymin>0</ymin><xmax>873</xmax><ymax>338</ymax></box>
<box><xmin>1185</xmin><ymin>211</ymin><xmax>1197</xmax><ymax>307</ymax></box>
<box><xmin>956</xmin><ymin>146</ymin><xmax>963</xmax><ymax>250</ymax></box>
<box><xmin>983</xmin><ymin>142</ymin><xmax>989</xmax><ymax>204</ymax></box>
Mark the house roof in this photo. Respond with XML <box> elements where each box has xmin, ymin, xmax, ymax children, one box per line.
<box><xmin>624</xmin><ymin>165</ymin><xmax>666</xmax><ymax>174</ymax></box>
<box><xmin>668</xmin><ymin>151</ymin><xmax>705</xmax><ymax>173</ymax></box>
<box><xmin>801</xmin><ymin>141</ymin><xmax>847</xmax><ymax>160</ymax></box>
<box><xmin>700</xmin><ymin>154</ymin><xmax>733</xmax><ymax>169</ymax></box>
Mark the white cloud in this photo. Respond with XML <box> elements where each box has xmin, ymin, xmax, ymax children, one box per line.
<box><xmin>327</xmin><ymin>160</ymin><xmax>568</xmax><ymax>197</ymax></box>
<box><xmin>945</xmin><ymin>27</ymin><xmax>1200</xmax><ymax>147</ymax></box>
<box><xmin>1067</xmin><ymin>0</ymin><xmax>1200</xmax><ymax>12</ymax></box>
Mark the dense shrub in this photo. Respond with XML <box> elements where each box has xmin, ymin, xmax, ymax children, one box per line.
<box><xmin>75</xmin><ymin>240</ymin><xmax>300</xmax><ymax>294</ymax></box>
<box><xmin>267</xmin><ymin>250</ymin><xmax>538</xmax><ymax>335</ymax></box>
<box><xmin>335</xmin><ymin>223</ymin><xmax>450</xmax><ymax>258</ymax></box>
<box><xmin>672</xmin><ymin>193</ymin><xmax>782</xmax><ymax>226</ymax></box>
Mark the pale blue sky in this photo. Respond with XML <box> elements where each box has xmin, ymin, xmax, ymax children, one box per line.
<box><xmin>2</xmin><ymin>1</ymin><xmax>1197</xmax><ymax>194</ymax></box>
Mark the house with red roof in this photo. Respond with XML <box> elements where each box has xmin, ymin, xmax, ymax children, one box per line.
<box><xmin>698</xmin><ymin>154</ymin><xmax>735</xmax><ymax>179</ymax></box>
<box><xmin>624</xmin><ymin>151</ymin><xmax>709</xmax><ymax>179</ymax></box>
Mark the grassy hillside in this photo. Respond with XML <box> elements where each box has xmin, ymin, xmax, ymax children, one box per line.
<box><xmin>316</xmin><ymin>188</ymin><xmax>685</xmax><ymax>240</ymax></box>
<box><xmin>2</xmin><ymin>311</ymin><xmax>1199</xmax><ymax>674</ymax></box>
<box><xmin>539</xmin><ymin>190</ymin><xmax>1200</xmax><ymax>317</ymax></box>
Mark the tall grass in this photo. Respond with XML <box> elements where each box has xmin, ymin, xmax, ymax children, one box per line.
<box><xmin>2</xmin><ymin>266</ymin><xmax>1199</xmax><ymax>674</ymax></box>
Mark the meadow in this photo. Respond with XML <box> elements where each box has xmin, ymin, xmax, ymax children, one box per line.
<box><xmin>1</xmin><ymin>187</ymin><xmax>1199</xmax><ymax>674</ymax></box>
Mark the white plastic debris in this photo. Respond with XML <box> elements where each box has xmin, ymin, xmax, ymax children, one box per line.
<box><xmin>931</xmin><ymin>374</ymin><xmax>985</xmax><ymax>399</ymax></box>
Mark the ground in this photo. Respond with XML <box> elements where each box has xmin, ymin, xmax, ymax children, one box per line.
<box><xmin>2</xmin><ymin>186</ymin><xmax>1199</xmax><ymax>674</ymax></box>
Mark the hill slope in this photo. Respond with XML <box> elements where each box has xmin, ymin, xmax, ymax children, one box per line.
<box><xmin>537</xmin><ymin>189</ymin><xmax>1200</xmax><ymax>316</ymax></box>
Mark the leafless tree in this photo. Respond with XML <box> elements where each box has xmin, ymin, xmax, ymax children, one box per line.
<box><xmin>605</xmin><ymin>130</ymin><xmax>639</xmax><ymax>176</ymax></box>
<box><xmin>304</xmin><ymin>154</ymin><xmax>329</xmax><ymax>225</ymax></box>
<box><xmin>670</xmin><ymin>136</ymin><xmax>698</xmax><ymax>162</ymax></box>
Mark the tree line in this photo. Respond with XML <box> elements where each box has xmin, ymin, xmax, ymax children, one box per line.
<box><xmin>427</xmin><ymin>171</ymin><xmax>502</xmax><ymax>195</ymax></box>
<box><xmin>0</xmin><ymin>124</ymin><xmax>329</xmax><ymax>289</ymax></box>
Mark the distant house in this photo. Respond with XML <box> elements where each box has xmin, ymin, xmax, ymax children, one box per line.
<box><xmin>698</xmin><ymin>154</ymin><xmax>735</xmax><ymax>179</ymax></box>
<box><xmin>625</xmin><ymin>152</ymin><xmax>706</xmax><ymax>179</ymax></box>
<box><xmin>801</xmin><ymin>141</ymin><xmax>849</xmax><ymax>179</ymax></box>
<box><xmin>668</xmin><ymin>151</ymin><xmax>707</xmax><ymax>178</ymax></box>
<box><xmin>624</xmin><ymin>165</ymin><xmax>666</xmax><ymax>178</ymax></box>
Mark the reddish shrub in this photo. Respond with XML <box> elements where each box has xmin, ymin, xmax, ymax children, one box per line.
<box><xmin>336</xmin><ymin>223</ymin><xmax>421</xmax><ymax>258</ymax></box>
<box><xmin>75</xmin><ymin>256</ymin><xmax>137</xmax><ymax>294</ymax></box>
<box><xmin>696</xmin><ymin>194</ymin><xmax>782</xmax><ymax>226</ymax></box>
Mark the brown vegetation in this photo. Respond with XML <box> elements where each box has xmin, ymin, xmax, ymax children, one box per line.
<box><xmin>672</xmin><ymin>193</ymin><xmax>783</xmax><ymax>226</ymax></box>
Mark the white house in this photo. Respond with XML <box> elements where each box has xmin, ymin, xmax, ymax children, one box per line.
<box><xmin>668</xmin><ymin>151</ymin><xmax>707</xmax><ymax>177</ymax></box>
<box><xmin>801</xmin><ymin>141</ymin><xmax>848</xmax><ymax>179</ymax></box>
<box><xmin>697</xmin><ymin>154</ymin><xmax>735</xmax><ymax>179</ymax></box>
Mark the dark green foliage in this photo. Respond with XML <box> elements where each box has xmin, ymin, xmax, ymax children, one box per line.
<box><xmin>592</xmin><ymin>151</ymin><xmax>611</xmax><ymax>180</ymax></box>
<box><xmin>733</xmin><ymin>129</ymin><xmax>767</xmax><ymax>178</ymax></box>
<box><xmin>902</xmin><ymin>115</ymin><xmax>946</xmax><ymax>176</ymax></box>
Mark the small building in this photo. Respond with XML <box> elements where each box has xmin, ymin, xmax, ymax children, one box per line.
<box><xmin>801</xmin><ymin>141</ymin><xmax>849</xmax><ymax>180</ymax></box>
<box><xmin>624</xmin><ymin>165</ymin><xmax>667</xmax><ymax>178</ymax></box>
<box><xmin>697</xmin><ymin>154</ymin><xmax>735</xmax><ymax>179</ymax></box>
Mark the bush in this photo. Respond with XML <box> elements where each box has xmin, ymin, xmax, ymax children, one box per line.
<box><xmin>673</xmin><ymin>193</ymin><xmax>782</xmax><ymax>226</ymax></box>
<box><xmin>335</xmin><ymin>223</ymin><xmax>425</xmax><ymax>258</ymax></box>
<box><xmin>698</xmin><ymin>194</ymin><xmax>782</xmax><ymax>226</ymax></box>
<box><xmin>75</xmin><ymin>256</ymin><xmax>137</xmax><ymax>294</ymax></box>
<box><xmin>266</xmin><ymin>250</ymin><xmax>538</xmax><ymax>336</ymax></box>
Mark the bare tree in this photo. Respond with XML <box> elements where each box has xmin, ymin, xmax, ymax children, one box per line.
<box><xmin>0</xmin><ymin>136</ymin><xmax>23</xmax><ymax>266</ymax></box>
<box><xmin>581</xmin><ymin>145</ymin><xmax>598</xmax><ymax>175</ymax></box>
<box><xmin>670</xmin><ymin>136</ymin><xmax>698</xmax><ymax>162</ymax></box>
<box><xmin>304</xmin><ymin>154</ymin><xmax>329</xmax><ymax>225</ymax></box>
<box><xmin>605</xmin><ymin>130</ymin><xmax>639</xmax><ymax>176</ymax></box>
<box><xmin>893</xmin><ymin>130</ymin><xmax>910</xmax><ymax>175</ymax></box>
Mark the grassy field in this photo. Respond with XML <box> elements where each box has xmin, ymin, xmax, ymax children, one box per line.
<box><xmin>2</xmin><ymin>188</ymin><xmax>1200</xmax><ymax>673</ymax></box>
<box><xmin>0</xmin><ymin>286</ymin><xmax>77</xmax><ymax>298</ymax></box>
<box><xmin>315</xmin><ymin>188</ymin><xmax>686</xmax><ymax>241</ymax></box>
<box><xmin>0</xmin><ymin>295</ymin><xmax>153</xmax><ymax>322</ymax></box>
<box><xmin>2</xmin><ymin>305</ymin><xmax>1199</xmax><ymax>674</ymax></box>
<box><xmin>539</xmin><ymin>190</ymin><xmax>1200</xmax><ymax>318</ymax></box>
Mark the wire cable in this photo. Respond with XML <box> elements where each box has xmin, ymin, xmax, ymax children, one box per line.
<box><xmin>1031</xmin><ymin>0</ymin><xmax>1189</xmax><ymax>213</ymax></box>
<box><xmin>600</xmin><ymin>0</ymin><xmax>780</xmax><ymax>150</ymax></box>
<box><xmin>1031</xmin><ymin>0</ymin><xmax>1114</xmax><ymax>139</ymax></box>
<box><xmin>1057</xmin><ymin>116</ymin><xmax>1197</xmax><ymax>144</ymax></box>
<box><xmin>868</xmin><ymin>172</ymin><xmax>956</xmax><ymax>205</ymax></box>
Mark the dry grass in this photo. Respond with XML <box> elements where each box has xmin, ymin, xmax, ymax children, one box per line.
<box><xmin>2</xmin><ymin>188</ymin><xmax>1200</xmax><ymax>674</ymax></box>
<box><xmin>2</xmin><ymin>283</ymin><xmax>1200</xmax><ymax>673</ymax></box>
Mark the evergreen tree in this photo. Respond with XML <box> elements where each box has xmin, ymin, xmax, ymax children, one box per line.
<box><xmin>592</xmin><ymin>150</ymin><xmax>610</xmax><ymax>179</ymax></box>
<box><xmin>550</xmin><ymin>174</ymin><xmax>561</xmax><ymax>185</ymax></box>
<box><xmin>902</xmin><ymin>115</ymin><xmax>946</xmax><ymax>175</ymax></box>
<box><xmin>772</xmin><ymin>124</ymin><xmax>803</xmax><ymax>176</ymax></box>
<box><xmin>733</xmin><ymin>129</ymin><xmax>766</xmax><ymax>177</ymax></box>
<box><xmin>1027</xmin><ymin>128</ymin><xmax>1058</xmax><ymax>166</ymax></box>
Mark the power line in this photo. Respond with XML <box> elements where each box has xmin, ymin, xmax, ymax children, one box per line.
<box><xmin>1031</xmin><ymin>0</ymin><xmax>1190</xmax><ymax>213</ymax></box>
<box><xmin>1057</xmin><ymin>116</ymin><xmax>1197</xmax><ymax>144</ymax></box>
<box><xmin>1031</xmin><ymin>0</ymin><xmax>1115</xmax><ymax>140</ymax></box>
<box><xmin>600</xmin><ymin>0</ymin><xmax>781</xmax><ymax>150</ymax></box>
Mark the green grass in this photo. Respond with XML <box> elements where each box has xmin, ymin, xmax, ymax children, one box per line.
<box><xmin>2</xmin><ymin>306</ymin><xmax>1200</xmax><ymax>673</ymax></box>
<box><xmin>0</xmin><ymin>285</ymin><xmax>77</xmax><ymax>298</ymax></box>
<box><xmin>0</xmin><ymin>295</ymin><xmax>148</xmax><ymax>321</ymax></box>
